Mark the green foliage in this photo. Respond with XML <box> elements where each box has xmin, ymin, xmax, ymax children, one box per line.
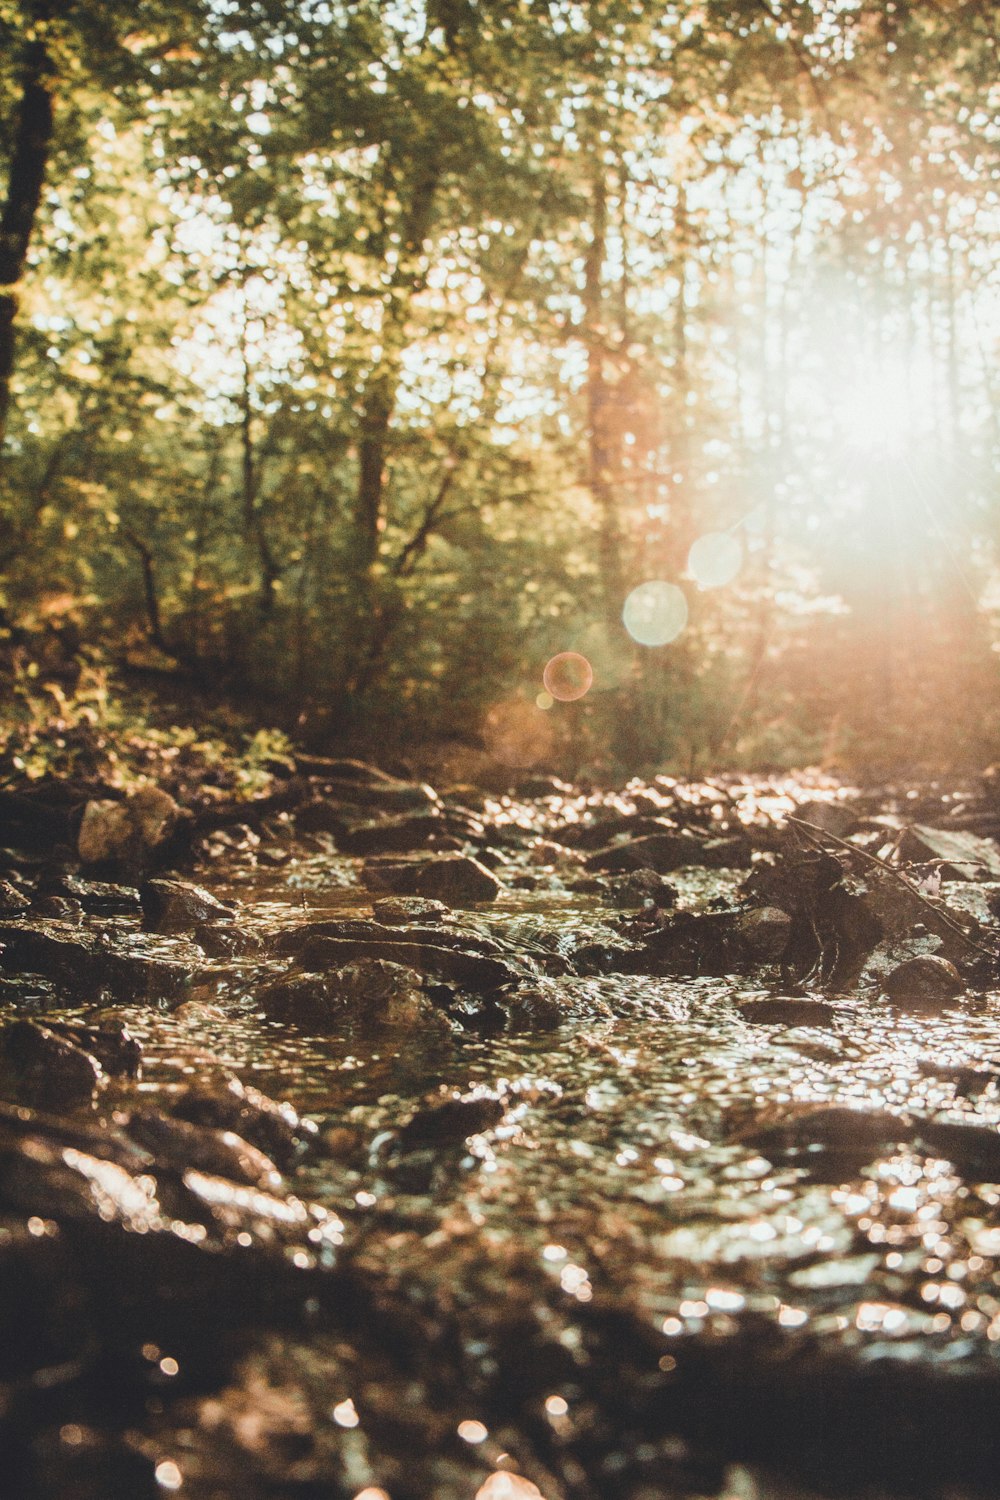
<box><xmin>0</xmin><ymin>0</ymin><xmax>997</xmax><ymax>769</ymax></box>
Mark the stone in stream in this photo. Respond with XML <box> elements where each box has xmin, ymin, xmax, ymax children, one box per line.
<box><xmin>78</xmin><ymin>785</ymin><xmax>186</xmax><ymax>873</ymax></box>
<box><xmin>640</xmin><ymin>906</ymin><xmax>793</xmax><ymax>975</ymax></box>
<box><xmin>882</xmin><ymin>954</ymin><xmax>964</xmax><ymax>1007</ymax></box>
<box><xmin>0</xmin><ymin>1104</ymin><xmax>349</xmax><ymax>1379</ymax></box>
<box><xmin>140</xmin><ymin>876</ymin><xmax>235</xmax><ymax>931</ymax></box>
<box><xmin>0</xmin><ymin>879</ymin><xmax>30</xmax><ymax>916</ymax></box>
<box><xmin>172</xmin><ymin>1076</ymin><xmax>317</xmax><ymax>1167</ymax></box>
<box><xmin>2</xmin><ymin>1018</ymin><xmax>104</xmax><ymax>1107</ymax></box>
<box><xmin>335</xmin><ymin>811</ymin><xmax>446</xmax><ymax>855</ymax></box>
<box><xmin>126</xmin><ymin>1109</ymin><xmax>284</xmax><ymax>1191</ymax></box>
<box><xmin>587</xmin><ymin>831</ymin><xmax>752</xmax><ymax>875</ymax></box>
<box><xmin>281</xmin><ymin>929</ymin><xmax>521</xmax><ymax>992</ymax></box>
<box><xmin>0</xmin><ymin>920</ymin><xmax>199</xmax><ymax>1003</ymax></box>
<box><xmin>259</xmin><ymin>957</ymin><xmax>455</xmax><ymax>1034</ymax></box>
<box><xmin>372</xmin><ymin>895</ymin><xmax>449</xmax><ymax>925</ymax></box>
<box><xmin>38</xmin><ymin>873</ymin><xmax>142</xmax><ymax>916</ymax></box>
<box><xmin>361</xmin><ymin>853</ymin><xmax>501</xmax><ymax>904</ymax></box>
<box><xmin>735</xmin><ymin>996</ymin><xmax>838</xmax><ymax>1027</ymax></box>
<box><xmin>396</xmin><ymin>1087</ymin><xmax>508</xmax><ymax>1150</ymax></box>
<box><xmin>41</xmin><ymin>1015</ymin><xmax>143</xmax><ymax>1077</ymax></box>
<box><xmin>607</xmin><ymin>867</ymin><xmax>679</xmax><ymax>909</ymax></box>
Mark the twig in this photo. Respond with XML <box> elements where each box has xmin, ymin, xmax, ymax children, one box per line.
<box><xmin>786</xmin><ymin>815</ymin><xmax>997</xmax><ymax>960</ymax></box>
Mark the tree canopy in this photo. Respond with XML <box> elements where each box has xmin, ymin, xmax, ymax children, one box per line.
<box><xmin>1</xmin><ymin>0</ymin><xmax>997</xmax><ymax>773</ymax></box>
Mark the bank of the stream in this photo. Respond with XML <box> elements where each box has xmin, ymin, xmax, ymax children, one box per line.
<box><xmin>3</xmin><ymin>757</ymin><xmax>1000</xmax><ymax>1499</ymax></box>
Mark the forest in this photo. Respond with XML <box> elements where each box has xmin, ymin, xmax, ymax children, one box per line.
<box><xmin>0</xmin><ymin>0</ymin><xmax>996</xmax><ymax>776</ymax></box>
<box><xmin>2</xmin><ymin>5</ymin><xmax>1000</xmax><ymax>1500</ymax></box>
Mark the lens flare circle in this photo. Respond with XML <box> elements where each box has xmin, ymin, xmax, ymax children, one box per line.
<box><xmin>688</xmin><ymin>531</ymin><xmax>743</xmax><ymax>588</ymax></box>
<box><xmin>542</xmin><ymin>651</ymin><xmax>593</xmax><ymax>702</ymax></box>
<box><xmin>622</xmin><ymin>581</ymin><xmax>688</xmax><ymax>646</ymax></box>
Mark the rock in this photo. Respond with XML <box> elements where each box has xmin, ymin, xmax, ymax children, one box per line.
<box><xmin>793</xmin><ymin>799</ymin><xmax>859</xmax><ymax>837</ymax></box>
<box><xmin>330</xmin><ymin>957</ymin><xmax>454</xmax><ymax>1032</ymax></box>
<box><xmin>255</xmin><ymin>970</ymin><xmax>339</xmax><ymax>1023</ymax></box>
<box><xmin>738</xmin><ymin>1104</ymin><xmax>912</xmax><ymax>1160</ymax></box>
<box><xmin>336</xmin><ymin>811</ymin><xmax>445</xmax><ymax>855</ymax></box>
<box><xmin>585</xmin><ymin>832</ymin><xmax>712</xmax><ymax>875</ymax></box>
<box><xmin>42</xmin><ymin>1016</ymin><xmax>142</xmax><ymax>1077</ymax></box>
<box><xmin>641</xmin><ymin>907</ymin><xmax>792</xmax><ymax>976</ymax></box>
<box><xmin>883</xmin><ymin>954</ymin><xmax>964</xmax><ymax>1007</ymax></box>
<box><xmin>31</xmin><ymin>893</ymin><xmax>83</xmax><ymax>920</ymax></box>
<box><xmin>736</xmin><ymin>997</ymin><xmax>837</xmax><ymax>1027</ymax></box>
<box><xmin>141</xmin><ymin>877</ymin><xmax>234</xmax><ymax>931</ymax></box>
<box><xmin>172</xmin><ymin>1077</ymin><xmax>317</xmax><ymax>1167</ymax></box>
<box><xmin>372</xmin><ymin>895</ymin><xmax>448</xmax><ymax>925</ymax></box>
<box><xmin>2</xmin><ymin>1018</ymin><xmax>103</xmax><ymax>1107</ymax></box>
<box><xmin>41</xmin><ymin>874</ymin><xmax>142</xmax><ymax>915</ymax></box>
<box><xmin>608</xmin><ymin>868</ymin><xmax>679</xmax><ymax>909</ymax></box>
<box><xmin>286</xmin><ymin>932</ymin><xmax>520</xmax><ymax>992</ymax></box>
<box><xmin>737</xmin><ymin>906</ymin><xmax>794</xmax><ymax>963</ymax></box>
<box><xmin>78</xmin><ymin>786</ymin><xmax>185</xmax><ymax>872</ymax></box>
<box><xmin>77</xmin><ymin>797</ymin><xmax>131</xmax><ymax>864</ymax></box>
<box><xmin>413</xmin><ymin>855</ymin><xmax>501</xmax><ymax>905</ymax></box>
<box><xmin>898</xmin><ymin>824</ymin><xmax>1000</xmax><ymax>880</ymax></box>
<box><xmin>126</xmin><ymin>1109</ymin><xmax>284</xmax><ymax>1190</ymax></box>
<box><xmin>0</xmin><ymin>920</ymin><xmax>197</xmax><ymax>1003</ymax></box>
<box><xmin>0</xmin><ymin>879</ymin><xmax>30</xmax><ymax>916</ymax></box>
<box><xmin>397</xmin><ymin>1088</ymin><xmax>507</xmax><ymax>1149</ymax></box>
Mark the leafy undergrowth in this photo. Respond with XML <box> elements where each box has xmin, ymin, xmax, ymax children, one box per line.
<box><xmin>0</xmin><ymin>662</ymin><xmax>294</xmax><ymax>803</ymax></box>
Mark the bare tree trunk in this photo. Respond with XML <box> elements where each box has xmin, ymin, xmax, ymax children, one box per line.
<box><xmin>583</xmin><ymin>166</ymin><xmax>625</xmax><ymax>628</ymax></box>
<box><xmin>353</xmin><ymin>164</ymin><xmax>439</xmax><ymax>572</ymax></box>
<box><xmin>0</xmin><ymin>20</ymin><xmax>55</xmax><ymax>458</ymax></box>
<box><xmin>237</xmin><ymin>304</ymin><xmax>279</xmax><ymax>614</ymax></box>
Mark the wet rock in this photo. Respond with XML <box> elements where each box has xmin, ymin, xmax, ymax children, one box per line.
<box><xmin>31</xmin><ymin>894</ymin><xmax>82</xmax><ymax>921</ymax></box>
<box><xmin>126</xmin><ymin>1109</ymin><xmax>284</xmax><ymax>1190</ymax></box>
<box><xmin>0</xmin><ymin>1106</ymin><xmax>348</xmax><ymax>1326</ymax></box>
<box><xmin>362</xmin><ymin>850</ymin><xmax>504</xmax><ymax>904</ymax></box>
<box><xmin>738</xmin><ymin>1104</ymin><xmax>912</xmax><ymax>1161</ymax></box>
<box><xmin>0</xmin><ymin>879</ymin><xmax>30</xmax><ymax>916</ymax></box>
<box><xmin>331</xmin><ymin>958</ymin><xmax>455</xmax><ymax>1032</ymax></box>
<box><xmin>336</xmin><ymin>811</ymin><xmax>445</xmax><ymax>855</ymax></box>
<box><xmin>287</xmin><ymin>932</ymin><xmax>520</xmax><ymax>992</ymax></box>
<box><xmin>641</xmin><ymin>906</ymin><xmax>792</xmax><ymax>976</ymax></box>
<box><xmin>882</xmin><ymin>954</ymin><xmax>964</xmax><ymax>1007</ymax></box>
<box><xmin>0</xmin><ymin>921</ymin><xmax>196</xmax><ymax>1003</ymax></box>
<box><xmin>42</xmin><ymin>1016</ymin><xmax>142</xmax><ymax>1077</ymax></box>
<box><xmin>898</xmin><ymin>823</ymin><xmax>1000</xmax><ymax>880</ymax></box>
<box><xmin>738</xmin><ymin>906</ymin><xmax>795</xmax><ymax>962</ymax></box>
<box><xmin>172</xmin><ymin>1077</ymin><xmax>318</xmax><ymax>1167</ymax></box>
<box><xmin>255</xmin><ymin>970</ymin><xmax>339</xmax><ymax>1023</ymax></box>
<box><xmin>506</xmin><ymin>980</ymin><xmax>615</xmax><ymax>1030</ymax></box>
<box><xmin>2</xmin><ymin>1018</ymin><xmax>103</xmax><ymax>1107</ymax></box>
<box><xmin>141</xmin><ymin>877</ymin><xmax>234</xmax><ymax>931</ymax></box>
<box><xmin>78</xmin><ymin>785</ymin><xmax>185</xmax><ymax>873</ymax></box>
<box><xmin>736</xmin><ymin>996</ymin><xmax>838</xmax><ymax>1027</ymax></box>
<box><xmin>608</xmin><ymin>868</ymin><xmax>679</xmax><ymax>909</ymax></box>
<box><xmin>372</xmin><ymin>895</ymin><xmax>448</xmax><ymax>925</ymax></box>
<box><xmin>273</xmin><ymin>916</ymin><xmax>515</xmax><ymax>965</ymax></box>
<box><xmin>40</xmin><ymin>874</ymin><xmax>142</xmax><ymax>916</ymax></box>
<box><xmin>413</xmin><ymin>854</ymin><xmax>501</xmax><ymax>905</ymax></box>
<box><xmin>261</xmin><ymin>957</ymin><xmax>454</xmax><ymax>1033</ymax></box>
<box><xmin>397</xmin><ymin>1087</ymin><xmax>507</xmax><ymax>1149</ymax></box>
<box><xmin>586</xmin><ymin>832</ymin><xmax>715</xmax><ymax>875</ymax></box>
<box><xmin>793</xmin><ymin>799</ymin><xmax>859</xmax><ymax>837</ymax></box>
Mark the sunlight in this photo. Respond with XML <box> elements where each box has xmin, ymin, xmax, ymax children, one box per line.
<box><xmin>828</xmin><ymin>349</ymin><xmax>938</xmax><ymax>458</ymax></box>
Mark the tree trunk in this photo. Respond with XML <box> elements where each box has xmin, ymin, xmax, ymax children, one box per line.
<box><xmin>0</xmin><ymin>30</ymin><xmax>55</xmax><ymax>458</ymax></box>
<box><xmin>583</xmin><ymin>167</ymin><xmax>625</xmax><ymax>628</ymax></box>
<box><xmin>352</xmin><ymin>164</ymin><xmax>439</xmax><ymax>572</ymax></box>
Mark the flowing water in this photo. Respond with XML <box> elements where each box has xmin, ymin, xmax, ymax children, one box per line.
<box><xmin>55</xmin><ymin>838</ymin><xmax>1000</xmax><ymax>1500</ymax></box>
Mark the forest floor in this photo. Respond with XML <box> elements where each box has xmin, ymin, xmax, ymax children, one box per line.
<box><xmin>3</xmin><ymin>714</ymin><xmax>1000</xmax><ymax>1498</ymax></box>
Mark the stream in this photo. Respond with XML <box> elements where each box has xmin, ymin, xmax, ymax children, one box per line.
<box><xmin>3</xmin><ymin>769</ymin><xmax>1000</xmax><ymax>1498</ymax></box>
